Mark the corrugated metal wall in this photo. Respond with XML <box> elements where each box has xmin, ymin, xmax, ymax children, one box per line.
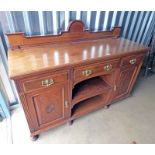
<box><xmin>0</xmin><ymin>11</ymin><xmax>155</xmax><ymax>107</ymax></box>
<box><xmin>0</xmin><ymin>37</ymin><xmax>18</xmax><ymax>106</ymax></box>
<box><xmin>1</xmin><ymin>11</ymin><xmax>155</xmax><ymax>46</ymax></box>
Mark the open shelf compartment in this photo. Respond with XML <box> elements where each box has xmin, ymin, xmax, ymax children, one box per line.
<box><xmin>71</xmin><ymin>94</ymin><xmax>109</xmax><ymax>120</ymax></box>
<box><xmin>72</xmin><ymin>76</ymin><xmax>112</xmax><ymax>106</ymax></box>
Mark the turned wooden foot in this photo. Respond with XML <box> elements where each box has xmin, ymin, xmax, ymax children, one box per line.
<box><xmin>68</xmin><ymin>120</ymin><xmax>73</xmax><ymax>125</ymax></box>
<box><xmin>31</xmin><ymin>135</ymin><xmax>39</xmax><ymax>141</ymax></box>
<box><xmin>105</xmin><ymin>104</ymin><xmax>111</xmax><ymax>109</ymax></box>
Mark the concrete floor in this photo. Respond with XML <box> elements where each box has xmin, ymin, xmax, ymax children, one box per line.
<box><xmin>10</xmin><ymin>74</ymin><xmax>155</xmax><ymax>144</ymax></box>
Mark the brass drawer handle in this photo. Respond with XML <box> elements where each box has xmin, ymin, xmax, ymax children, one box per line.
<box><xmin>82</xmin><ymin>69</ymin><xmax>92</xmax><ymax>76</ymax></box>
<box><xmin>129</xmin><ymin>58</ymin><xmax>137</xmax><ymax>65</ymax></box>
<box><xmin>104</xmin><ymin>64</ymin><xmax>112</xmax><ymax>71</ymax></box>
<box><xmin>42</xmin><ymin>79</ymin><xmax>54</xmax><ymax>87</ymax></box>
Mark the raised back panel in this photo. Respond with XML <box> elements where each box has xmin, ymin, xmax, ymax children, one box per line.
<box><xmin>6</xmin><ymin>20</ymin><xmax>121</xmax><ymax>50</ymax></box>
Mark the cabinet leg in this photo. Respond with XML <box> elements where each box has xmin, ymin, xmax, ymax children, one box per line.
<box><xmin>68</xmin><ymin>120</ymin><xmax>73</xmax><ymax>126</ymax></box>
<box><xmin>31</xmin><ymin>135</ymin><xmax>39</xmax><ymax>141</ymax></box>
<box><xmin>105</xmin><ymin>104</ymin><xmax>111</xmax><ymax>109</ymax></box>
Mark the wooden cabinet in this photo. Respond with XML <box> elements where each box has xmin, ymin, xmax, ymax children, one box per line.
<box><xmin>7</xmin><ymin>20</ymin><xmax>148</xmax><ymax>140</ymax></box>
<box><xmin>15</xmin><ymin>71</ymin><xmax>70</xmax><ymax>136</ymax></box>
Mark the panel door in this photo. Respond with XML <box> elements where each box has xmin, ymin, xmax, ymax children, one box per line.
<box><xmin>26</xmin><ymin>83</ymin><xmax>69</xmax><ymax>130</ymax></box>
<box><xmin>114</xmin><ymin>66</ymin><xmax>138</xmax><ymax>100</ymax></box>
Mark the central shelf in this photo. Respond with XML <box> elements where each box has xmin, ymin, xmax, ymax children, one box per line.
<box><xmin>72</xmin><ymin>76</ymin><xmax>111</xmax><ymax>106</ymax></box>
<box><xmin>71</xmin><ymin>94</ymin><xmax>108</xmax><ymax>120</ymax></box>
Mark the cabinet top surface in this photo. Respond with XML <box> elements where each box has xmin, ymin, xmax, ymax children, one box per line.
<box><xmin>7</xmin><ymin>20</ymin><xmax>148</xmax><ymax>79</ymax></box>
<box><xmin>8</xmin><ymin>37</ymin><xmax>148</xmax><ymax>79</ymax></box>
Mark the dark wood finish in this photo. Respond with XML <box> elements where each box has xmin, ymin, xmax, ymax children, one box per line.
<box><xmin>7</xmin><ymin>20</ymin><xmax>148</xmax><ymax>139</ymax></box>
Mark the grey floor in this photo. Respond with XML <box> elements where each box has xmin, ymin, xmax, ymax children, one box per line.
<box><xmin>11</xmin><ymin>74</ymin><xmax>155</xmax><ymax>144</ymax></box>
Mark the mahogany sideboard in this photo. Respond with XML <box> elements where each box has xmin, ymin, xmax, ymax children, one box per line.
<box><xmin>7</xmin><ymin>20</ymin><xmax>148</xmax><ymax>140</ymax></box>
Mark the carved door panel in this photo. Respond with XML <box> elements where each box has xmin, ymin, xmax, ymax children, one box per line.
<box><xmin>26</xmin><ymin>83</ymin><xmax>69</xmax><ymax>130</ymax></box>
<box><xmin>114</xmin><ymin>66</ymin><xmax>138</xmax><ymax>100</ymax></box>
